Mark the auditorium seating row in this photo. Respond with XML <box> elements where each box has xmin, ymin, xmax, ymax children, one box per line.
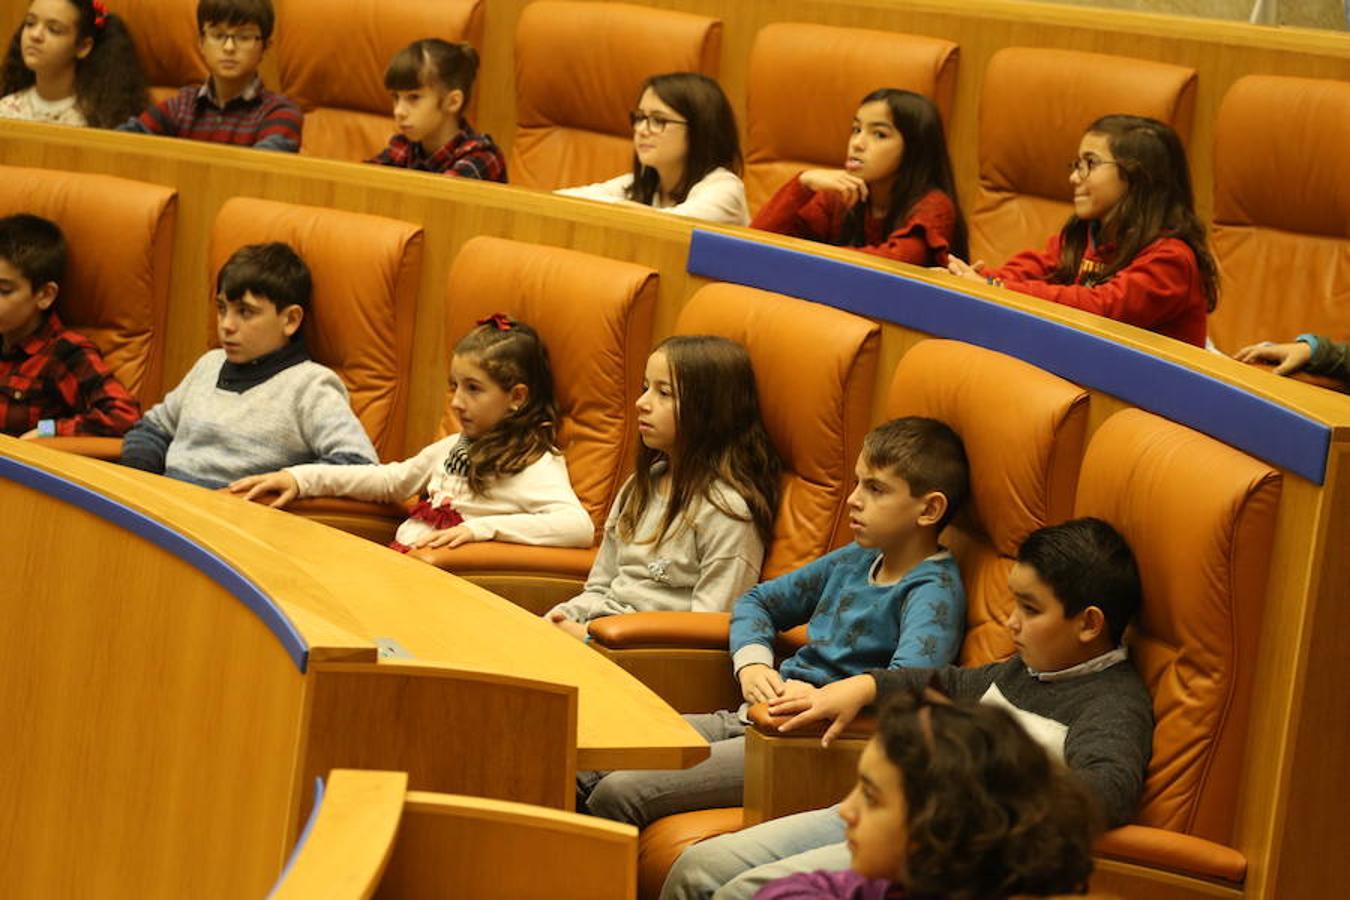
<box><xmin>93</xmin><ymin>0</ymin><xmax>1350</xmax><ymax>352</ymax></box>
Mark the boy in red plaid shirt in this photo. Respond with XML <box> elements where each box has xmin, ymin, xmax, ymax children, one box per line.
<box><xmin>0</xmin><ymin>213</ymin><xmax>139</xmax><ymax>438</ymax></box>
<box><xmin>368</xmin><ymin>39</ymin><xmax>505</xmax><ymax>182</ymax></box>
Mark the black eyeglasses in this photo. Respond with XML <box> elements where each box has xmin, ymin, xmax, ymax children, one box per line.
<box><xmin>629</xmin><ymin>111</ymin><xmax>688</xmax><ymax>134</ymax></box>
<box><xmin>1068</xmin><ymin>157</ymin><xmax>1118</xmax><ymax>179</ymax></box>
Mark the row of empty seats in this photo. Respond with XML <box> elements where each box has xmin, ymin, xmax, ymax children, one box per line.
<box><xmin>99</xmin><ymin>0</ymin><xmax>1350</xmax><ymax>352</ymax></box>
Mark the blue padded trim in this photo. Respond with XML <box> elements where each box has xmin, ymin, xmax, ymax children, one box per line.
<box><xmin>269</xmin><ymin>776</ymin><xmax>325</xmax><ymax>896</ymax></box>
<box><xmin>0</xmin><ymin>455</ymin><xmax>308</xmax><ymax>670</ymax></box>
<box><xmin>688</xmin><ymin>231</ymin><xmax>1330</xmax><ymax>484</ymax></box>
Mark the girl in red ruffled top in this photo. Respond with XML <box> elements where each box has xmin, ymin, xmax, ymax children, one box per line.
<box><xmin>751</xmin><ymin>88</ymin><xmax>967</xmax><ymax>267</ymax></box>
<box><xmin>946</xmin><ymin>115</ymin><xmax>1218</xmax><ymax>348</ymax></box>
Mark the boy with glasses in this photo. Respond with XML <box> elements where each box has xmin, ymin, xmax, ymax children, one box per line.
<box><xmin>117</xmin><ymin>0</ymin><xmax>301</xmax><ymax>152</ymax></box>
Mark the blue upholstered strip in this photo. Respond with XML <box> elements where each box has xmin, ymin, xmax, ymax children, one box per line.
<box><xmin>269</xmin><ymin>776</ymin><xmax>326</xmax><ymax>896</ymax></box>
<box><xmin>0</xmin><ymin>455</ymin><xmax>308</xmax><ymax>670</ymax></box>
<box><xmin>688</xmin><ymin>231</ymin><xmax>1330</xmax><ymax>484</ymax></box>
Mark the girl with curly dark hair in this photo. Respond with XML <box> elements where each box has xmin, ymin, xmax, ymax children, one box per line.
<box><xmin>0</xmin><ymin>0</ymin><xmax>146</xmax><ymax>128</ymax></box>
<box><xmin>757</xmin><ymin>690</ymin><xmax>1103</xmax><ymax>899</ymax></box>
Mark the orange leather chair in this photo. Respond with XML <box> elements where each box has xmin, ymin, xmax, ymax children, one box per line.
<box><xmin>631</xmin><ymin>339</ymin><xmax>1090</xmax><ymax>898</ymax></box>
<box><xmin>105</xmin><ymin>0</ymin><xmax>209</xmax><ymax>104</ymax></box>
<box><xmin>0</xmin><ymin>165</ymin><xmax>176</xmax><ymax>458</ymax></box>
<box><xmin>510</xmin><ymin>1</ymin><xmax>722</xmax><ymax>190</ymax></box>
<box><xmin>743</xmin><ymin>23</ymin><xmax>958</xmax><ymax>212</ymax></box>
<box><xmin>1208</xmin><ymin>75</ymin><xmax>1350</xmax><ymax>354</ymax></box>
<box><xmin>589</xmin><ymin>283</ymin><xmax>881</xmax><ymax>715</ymax></box>
<box><xmin>1080</xmin><ymin>408</ymin><xmax>1279</xmax><ymax>892</ymax></box>
<box><xmin>210</xmin><ymin>197</ymin><xmax>423</xmax><ymax>463</ymax></box>
<box><xmin>407</xmin><ymin>236</ymin><xmax>658</xmax><ymax>610</ymax></box>
<box><xmin>970</xmin><ymin>48</ymin><xmax>1195</xmax><ymax>266</ymax></box>
<box><xmin>274</xmin><ymin>0</ymin><xmax>485</xmax><ymax>162</ymax></box>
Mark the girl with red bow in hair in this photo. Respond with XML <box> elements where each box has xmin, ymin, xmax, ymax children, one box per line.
<box><xmin>0</xmin><ymin>0</ymin><xmax>147</xmax><ymax>128</ymax></box>
<box><xmin>233</xmin><ymin>315</ymin><xmax>594</xmax><ymax>555</ymax></box>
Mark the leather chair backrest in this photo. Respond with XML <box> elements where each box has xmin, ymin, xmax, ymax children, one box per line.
<box><xmin>673</xmin><ymin>284</ymin><xmax>879</xmax><ymax>579</ymax></box>
<box><xmin>510</xmin><ymin>1</ymin><xmax>721</xmax><ymax>190</ymax></box>
<box><xmin>440</xmin><ymin>236</ymin><xmax>657</xmax><ymax>534</ymax></box>
<box><xmin>106</xmin><ymin>0</ymin><xmax>209</xmax><ymax>104</ymax></box>
<box><xmin>885</xmin><ymin>340</ymin><xmax>1088</xmax><ymax>666</ymax></box>
<box><xmin>275</xmin><ymin>0</ymin><xmax>485</xmax><ymax>162</ymax></box>
<box><xmin>0</xmin><ymin>166</ymin><xmax>176</xmax><ymax>405</ymax></box>
<box><xmin>972</xmin><ymin>48</ymin><xmax>1196</xmax><ymax>266</ymax></box>
<box><xmin>744</xmin><ymin>23</ymin><xmax>957</xmax><ymax>213</ymax></box>
<box><xmin>1209</xmin><ymin>75</ymin><xmax>1350</xmax><ymax>353</ymax></box>
<box><xmin>208</xmin><ymin>197</ymin><xmax>423</xmax><ymax>460</ymax></box>
<box><xmin>1076</xmin><ymin>408</ymin><xmax>1280</xmax><ymax>840</ymax></box>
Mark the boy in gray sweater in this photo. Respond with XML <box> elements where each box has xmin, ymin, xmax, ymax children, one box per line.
<box><xmin>662</xmin><ymin>517</ymin><xmax>1154</xmax><ymax>900</ymax></box>
<box><xmin>120</xmin><ymin>242</ymin><xmax>376</xmax><ymax>487</ymax></box>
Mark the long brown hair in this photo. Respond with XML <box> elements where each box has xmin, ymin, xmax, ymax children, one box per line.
<box><xmin>1052</xmin><ymin>114</ymin><xmax>1218</xmax><ymax>312</ymax></box>
<box><xmin>452</xmin><ymin>318</ymin><xmax>559</xmax><ymax>495</ymax></box>
<box><xmin>626</xmin><ymin>72</ymin><xmax>742</xmax><ymax>206</ymax></box>
<box><xmin>878</xmin><ymin>690</ymin><xmax>1103</xmax><ymax>896</ymax></box>
<box><xmin>617</xmin><ymin>335</ymin><xmax>780</xmax><ymax>549</ymax></box>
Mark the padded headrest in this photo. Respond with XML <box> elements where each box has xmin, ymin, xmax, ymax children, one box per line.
<box><xmin>209</xmin><ymin>198</ymin><xmax>423</xmax><ymax>460</ymax></box>
<box><xmin>1076</xmin><ymin>409</ymin><xmax>1280</xmax><ymax>840</ymax></box>
<box><xmin>106</xmin><ymin>0</ymin><xmax>208</xmax><ymax>90</ymax></box>
<box><xmin>978</xmin><ymin>47</ymin><xmax>1196</xmax><ymax>201</ymax></box>
<box><xmin>276</xmin><ymin>0</ymin><xmax>484</xmax><ymax>116</ymax></box>
<box><xmin>515</xmin><ymin>1</ymin><xmax>721</xmax><ymax>135</ymax></box>
<box><xmin>744</xmin><ymin>23</ymin><xmax>957</xmax><ymax>209</ymax></box>
<box><xmin>674</xmin><ymin>283</ymin><xmax>879</xmax><ymax>578</ymax></box>
<box><xmin>442</xmin><ymin>236</ymin><xmax>657</xmax><ymax>533</ymax></box>
<box><xmin>1214</xmin><ymin>75</ymin><xmax>1350</xmax><ymax>238</ymax></box>
<box><xmin>510</xmin><ymin>1</ymin><xmax>721</xmax><ymax>189</ymax></box>
<box><xmin>886</xmin><ymin>340</ymin><xmax>1088</xmax><ymax>667</ymax></box>
<box><xmin>0</xmin><ymin>166</ymin><xmax>176</xmax><ymax>405</ymax></box>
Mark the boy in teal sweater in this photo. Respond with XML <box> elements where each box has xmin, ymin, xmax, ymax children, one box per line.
<box><xmin>581</xmin><ymin>416</ymin><xmax>970</xmax><ymax>827</ymax></box>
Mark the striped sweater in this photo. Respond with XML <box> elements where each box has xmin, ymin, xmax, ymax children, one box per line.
<box><xmin>118</xmin><ymin>76</ymin><xmax>302</xmax><ymax>152</ymax></box>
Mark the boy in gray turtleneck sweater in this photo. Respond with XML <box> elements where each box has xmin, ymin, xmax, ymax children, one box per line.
<box><xmin>120</xmin><ymin>242</ymin><xmax>375</xmax><ymax>488</ymax></box>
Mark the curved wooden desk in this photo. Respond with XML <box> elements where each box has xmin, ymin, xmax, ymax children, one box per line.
<box><xmin>0</xmin><ymin>436</ymin><xmax>703</xmax><ymax>897</ymax></box>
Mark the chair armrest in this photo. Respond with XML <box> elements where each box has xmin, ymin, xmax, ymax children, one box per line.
<box><xmin>1095</xmin><ymin>825</ymin><xmax>1247</xmax><ymax>883</ymax></box>
<box><xmin>588</xmin><ymin>612</ymin><xmax>731</xmax><ymax>650</ymax></box>
<box><xmin>747</xmin><ymin>703</ymin><xmax>878</xmax><ymax>741</ymax></box>
<box><xmin>31</xmin><ymin>436</ymin><xmax>124</xmax><ymax>460</ymax></box>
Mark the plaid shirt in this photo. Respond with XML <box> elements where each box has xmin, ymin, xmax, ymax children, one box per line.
<box><xmin>120</xmin><ymin>76</ymin><xmax>302</xmax><ymax>152</ymax></box>
<box><xmin>0</xmin><ymin>311</ymin><xmax>140</xmax><ymax>437</ymax></box>
<box><xmin>368</xmin><ymin>124</ymin><xmax>507</xmax><ymax>181</ymax></box>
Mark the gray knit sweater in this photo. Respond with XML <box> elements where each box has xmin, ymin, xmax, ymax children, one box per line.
<box><xmin>873</xmin><ymin>654</ymin><xmax>1153</xmax><ymax>827</ymax></box>
<box><xmin>121</xmin><ymin>349</ymin><xmax>377</xmax><ymax>488</ymax></box>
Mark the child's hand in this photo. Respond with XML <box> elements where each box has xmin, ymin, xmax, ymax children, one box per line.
<box><xmin>230</xmin><ymin>470</ymin><xmax>300</xmax><ymax>507</ymax></box>
<box><xmin>779</xmin><ymin>679</ymin><xmax>817</xmax><ymax>703</ymax></box>
<box><xmin>799</xmin><ymin>169</ymin><xmax>868</xmax><ymax>207</ymax></box>
<box><xmin>738</xmin><ymin>663</ymin><xmax>786</xmax><ymax>705</ymax></box>
<box><xmin>1234</xmin><ymin>340</ymin><xmax>1312</xmax><ymax>376</ymax></box>
<box><xmin>769</xmin><ymin>673</ymin><xmax>877</xmax><ymax>748</ymax></box>
<box><xmin>413</xmin><ymin>524</ymin><xmax>477</xmax><ymax>550</ymax></box>
<box><xmin>17</xmin><ymin>428</ymin><xmax>38</xmax><ymax>439</ymax></box>
<box><xmin>547</xmin><ymin>612</ymin><xmax>589</xmax><ymax>641</ymax></box>
<box><xmin>945</xmin><ymin>255</ymin><xmax>988</xmax><ymax>283</ymax></box>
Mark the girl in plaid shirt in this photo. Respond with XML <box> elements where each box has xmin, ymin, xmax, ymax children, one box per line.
<box><xmin>368</xmin><ymin>39</ymin><xmax>506</xmax><ymax>182</ymax></box>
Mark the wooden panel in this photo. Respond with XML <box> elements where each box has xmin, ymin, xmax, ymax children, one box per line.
<box><xmin>742</xmin><ymin>727</ymin><xmax>866</xmax><ymax>827</ymax></box>
<box><xmin>271</xmin><ymin>769</ymin><xmax>408</xmax><ymax>900</ymax></box>
<box><xmin>303</xmin><ymin>662</ymin><xmax>578</xmax><ymax>810</ymax></box>
<box><xmin>0</xmin><ymin>446</ymin><xmax>308</xmax><ymax>898</ymax></box>
<box><xmin>1091</xmin><ymin>859</ymin><xmax>1244</xmax><ymax>899</ymax></box>
<box><xmin>377</xmin><ymin>792</ymin><xmax>638</xmax><ymax>900</ymax></box>
<box><xmin>593</xmin><ymin>648</ymin><xmax>744</xmax><ymax>715</ymax></box>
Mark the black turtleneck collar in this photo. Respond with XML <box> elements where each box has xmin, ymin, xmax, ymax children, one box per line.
<box><xmin>216</xmin><ymin>340</ymin><xmax>310</xmax><ymax>394</ymax></box>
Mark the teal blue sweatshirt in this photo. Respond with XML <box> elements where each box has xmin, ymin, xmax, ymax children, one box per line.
<box><xmin>729</xmin><ymin>543</ymin><xmax>965</xmax><ymax>686</ymax></box>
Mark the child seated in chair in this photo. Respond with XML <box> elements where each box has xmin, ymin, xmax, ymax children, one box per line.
<box><xmin>662</xmin><ymin>517</ymin><xmax>1152</xmax><ymax>900</ymax></box>
<box><xmin>120</xmin><ymin>241</ymin><xmax>376</xmax><ymax>487</ymax></box>
<box><xmin>117</xmin><ymin>0</ymin><xmax>302</xmax><ymax>152</ymax></box>
<box><xmin>579</xmin><ymin>416</ymin><xmax>970</xmax><ymax>829</ymax></box>
<box><xmin>0</xmin><ymin>212</ymin><xmax>139</xmax><ymax>437</ymax></box>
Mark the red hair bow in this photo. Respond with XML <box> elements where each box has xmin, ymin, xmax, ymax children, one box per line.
<box><xmin>91</xmin><ymin>0</ymin><xmax>108</xmax><ymax>29</ymax></box>
<box><xmin>476</xmin><ymin>312</ymin><xmax>513</xmax><ymax>331</ymax></box>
